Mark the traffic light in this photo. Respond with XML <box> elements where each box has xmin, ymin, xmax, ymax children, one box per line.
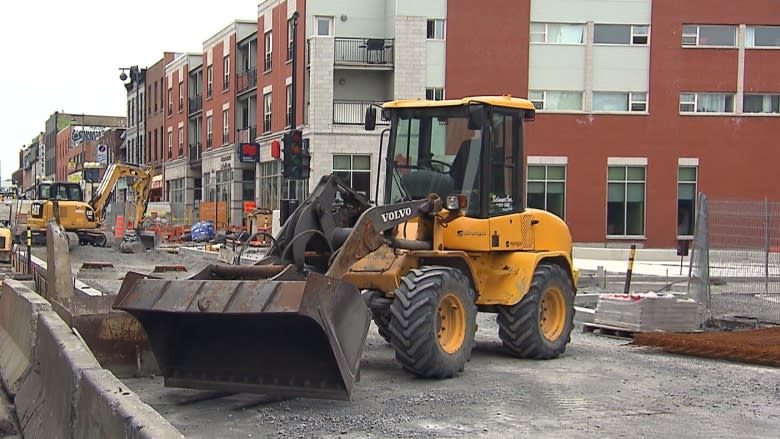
<box><xmin>282</xmin><ymin>129</ymin><xmax>311</xmax><ymax>180</ymax></box>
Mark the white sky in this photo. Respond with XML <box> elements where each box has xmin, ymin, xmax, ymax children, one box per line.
<box><xmin>0</xmin><ymin>0</ymin><xmax>258</xmax><ymax>183</ymax></box>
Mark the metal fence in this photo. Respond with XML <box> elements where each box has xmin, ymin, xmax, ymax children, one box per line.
<box><xmin>689</xmin><ymin>193</ymin><xmax>780</xmax><ymax>324</ymax></box>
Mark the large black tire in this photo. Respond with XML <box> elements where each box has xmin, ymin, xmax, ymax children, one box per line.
<box><xmin>389</xmin><ymin>267</ymin><xmax>477</xmax><ymax>378</ymax></box>
<box><xmin>497</xmin><ymin>263</ymin><xmax>575</xmax><ymax>359</ymax></box>
<box><xmin>372</xmin><ymin>309</ymin><xmax>392</xmax><ymax>343</ymax></box>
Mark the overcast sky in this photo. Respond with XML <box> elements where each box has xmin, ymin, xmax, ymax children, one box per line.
<box><xmin>0</xmin><ymin>0</ymin><xmax>258</xmax><ymax>183</ymax></box>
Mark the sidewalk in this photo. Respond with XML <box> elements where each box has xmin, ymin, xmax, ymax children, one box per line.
<box><xmin>573</xmin><ymin>246</ymin><xmax>691</xmax><ymax>277</ymax></box>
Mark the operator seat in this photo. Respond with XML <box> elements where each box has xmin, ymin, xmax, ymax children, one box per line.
<box><xmin>401</xmin><ymin>169</ymin><xmax>455</xmax><ymax>200</ymax></box>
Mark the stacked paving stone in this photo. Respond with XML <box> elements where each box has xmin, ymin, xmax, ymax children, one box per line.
<box><xmin>594</xmin><ymin>293</ymin><xmax>699</xmax><ymax>332</ymax></box>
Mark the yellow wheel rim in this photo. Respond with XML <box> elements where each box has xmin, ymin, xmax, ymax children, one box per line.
<box><xmin>539</xmin><ymin>287</ymin><xmax>566</xmax><ymax>341</ymax></box>
<box><xmin>438</xmin><ymin>293</ymin><xmax>466</xmax><ymax>353</ymax></box>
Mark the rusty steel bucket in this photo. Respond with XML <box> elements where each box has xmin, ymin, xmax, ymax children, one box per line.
<box><xmin>113</xmin><ymin>265</ymin><xmax>371</xmax><ymax>400</ymax></box>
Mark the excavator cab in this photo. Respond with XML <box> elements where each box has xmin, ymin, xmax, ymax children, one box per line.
<box><xmin>115</xmin><ymin>96</ymin><xmax>576</xmax><ymax>401</ymax></box>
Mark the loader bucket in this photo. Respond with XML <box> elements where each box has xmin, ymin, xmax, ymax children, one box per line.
<box><xmin>113</xmin><ymin>269</ymin><xmax>371</xmax><ymax>400</ymax></box>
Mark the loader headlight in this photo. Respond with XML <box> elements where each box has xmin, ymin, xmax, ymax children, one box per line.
<box><xmin>446</xmin><ymin>194</ymin><xmax>468</xmax><ymax>211</ymax></box>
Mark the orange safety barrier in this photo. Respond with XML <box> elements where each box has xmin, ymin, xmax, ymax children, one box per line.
<box><xmin>115</xmin><ymin>216</ymin><xmax>125</xmax><ymax>238</ymax></box>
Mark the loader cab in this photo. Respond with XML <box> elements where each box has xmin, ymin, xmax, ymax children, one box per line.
<box><xmin>381</xmin><ymin>97</ymin><xmax>535</xmax><ymax>219</ymax></box>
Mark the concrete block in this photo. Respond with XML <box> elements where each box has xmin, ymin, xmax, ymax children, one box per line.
<box><xmin>46</xmin><ymin>219</ymin><xmax>74</xmax><ymax>299</ymax></box>
<box><xmin>0</xmin><ymin>280</ymin><xmax>51</xmax><ymax>396</ymax></box>
<box><xmin>74</xmin><ymin>369</ymin><xmax>184</xmax><ymax>439</ymax></box>
<box><xmin>15</xmin><ymin>310</ymin><xmax>101</xmax><ymax>439</ymax></box>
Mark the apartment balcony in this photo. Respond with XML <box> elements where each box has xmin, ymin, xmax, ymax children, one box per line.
<box><xmin>333</xmin><ymin>100</ymin><xmax>389</xmax><ymax>126</ymax></box>
<box><xmin>188</xmin><ymin>94</ymin><xmax>202</xmax><ymax>115</ymax></box>
<box><xmin>236</xmin><ymin>126</ymin><xmax>257</xmax><ymax>143</ymax></box>
<box><xmin>334</xmin><ymin>38</ymin><xmax>394</xmax><ymax>68</ymax></box>
<box><xmin>187</xmin><ymin>143</ymin><xmax>202</xmax><ymax>166</ymax></box>
<box><xmin>236</xmin><ymin>68</ymin><xmax>257</xmax><ymax>94</ymax></box>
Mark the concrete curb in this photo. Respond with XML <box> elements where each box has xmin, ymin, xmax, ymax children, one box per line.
<box><xmin>0</xmin><ymin>279</ymin><xmax>184</xmax><ymax>439</ymax></box>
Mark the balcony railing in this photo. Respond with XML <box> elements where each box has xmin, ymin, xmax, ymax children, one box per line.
<box><xmin>188</xmin><ymin>94</ymin><xmax>203</xmax><ymax>114</ymax></box>
<box><xmin>236</xmin><ymin>68</ymin><xmax>257</xmax><ymax>94</ymax></box>
<box><xmin>188</xmin><ymin>143</ymin><xmax>202</xmax><ymax>164</ymax></box>
<box><xmin>333</xmin><ymin>100</ymin><xmax>389</xmax><ymax>126</ymax></box>
<box><xmin>334</xmin><ymin>38</ymin><xmax>394</xmax><ymax>66</ymax></box>
<box><xmin>237</xmin><ymin>126</ymin><xmax>257</xmax><ymax>143</ymax></box>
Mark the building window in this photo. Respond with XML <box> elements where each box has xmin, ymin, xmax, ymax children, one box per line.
<box><xmin>592</xmin><ymin>92</ymin><xmax>647</xmax><ymax>112</ymax></box>
<box><xmin>222</xmin><ymin>109</ymin><xmax>229</xmax><ymax>144</ymax></box>
<box><xmin>242</xmin><ymin>169</ymin><xmax>255</xmax><ymax>201</ymax></box>
<box><xmin>530</xmin><ymin>23</ymin><xmax>584</xmax><ymax>44</ymax></box>
<box><xmin>167</xmin><ymin>89</ymin><xmax>172</xmax><ymax>115</ymax></box>
<box><xmin>315</xmin><ymin>16</ymin><xmax>332</xmax><ymax>36</ymax></box>
<box><xmin>426</xmin><ymin>19</ymin><xmax>446</xmax><ymax>40</ymax></box>
<box><xmin>263</xmin><ymin>92</ymin><xmax>272</xmax><ymax>133</ymax></box>
<box><xmin>168</xmin><ymin>178</ymin><xmax>185</xmax><ymax>217</ymax></box>
<box><xmin>747</xmin><ymin>25</ymin><xmax>780</xmax><ymax>48</ymax></box>
<box><xmin>528</xmin><ymin>90</ymin><xmax>583</xmax><ymax>111</ymax></box>
<box><xmin>178</xmin><ymin>83</ymin><xmax>183</xmax><ymax>111</ymax></box>
<box><xmin>177</xmin><ymin>127</ymin><xmax>183</xmax><ymax>156</ymax></box>
<box><xmin>594</xmin><ymin>24</ymin><xmax>649</xmax><ymax>45</ymax></box>
<box><xmin>287</xmin><ymin>18</ymin><xmax>294</xmax><ymax>61</ymax></box>
<box><xmin>677</xmin><ymin>166</ymin><xmax>697</xmax><ymax>236</ymax></box>
<box><xmin>527</xmin><ymin>165</ymin><xmax>566</xmax><ymax>219</ymax></box>
<box><xmin>743</xmin><ymin>94</ymin><xmax>780</xmax><ymax>114</ymax></box>
<box><xmin>258</xmin><ymin>160</ymin><xmax>281</xmax><ymax>209</ymax></box>
<box><xmin>333</xmin><ymin>154</ymin><xmax>371</xmax><ymax>195</ymax></box>
<box><xmin>682</xmin><ymin>25</ymin><xmax>737</xmax><ymax>47</ymax></box>
<box><xmin>207</xmin><ymin>65</ymin><xmax>214</xmax><ymax>98</ymax></box>
<box><xmin>206</xmin><ymin>115</ymin><xmax>213</xmax><ymax>148</ymax></box>
<box><xmin>286</xmin><ymin>84</ymin><xmax>293</xmax><ymax>127</ymax></box>
<box><xmin>264</xmin><ymin>31</ymin><xmax>273</xmax><ymax>72</ymax></box>
<box><xmin>167</xmin><ymin>131</ymin><xmax>173</xmax><ymax>159</ymax></box>
<box><xmin>425</xmin><ymin>88</ymin><xmax>445</xmax><ymax>101</ymax></box>
<box><xmin>223</xmin><ymin>56</ymin><xmax>230</xmax><ymax>90</ymax></box>
<box><xmin>607</xmin><ymin>165</ymin><xmax>645</xmax><ymax>236</ymax></box>
<box><xmin>680</xmin><ymin>93</ymin><xmax>735</xmax><ymax>113</ymax></box>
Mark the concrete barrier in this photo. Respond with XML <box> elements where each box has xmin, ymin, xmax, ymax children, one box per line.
<box><xmin>0</xmin><ymin>279</ymin><xmax>183</xmax><ymax>439</ymax></box>
<box><xmin>0</xmin><ymin>281</ymin><xmax>50</xmax><ymax>396</ymax></box>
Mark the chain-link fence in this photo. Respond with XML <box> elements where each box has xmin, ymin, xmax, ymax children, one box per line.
<box><xmin>689</xmin><ymin>193</ymin><xmax>780</xmax><ymax>324</ymax></box>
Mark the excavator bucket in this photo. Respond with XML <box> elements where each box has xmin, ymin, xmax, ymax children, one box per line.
<box><xmin>113</xmin><ymin>266</ymin><xmax>371</xmax><ymax>400</ymax></box>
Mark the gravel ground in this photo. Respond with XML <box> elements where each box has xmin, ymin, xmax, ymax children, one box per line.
<box><xmin>123</xmin><ymin>315</ymin><xmax>779</xmax><ymax>439</ymax></box>
<box><xmin>28</xmin><ymin>245</ymin><xmax>780</xmax><ymax>438</ymax></box>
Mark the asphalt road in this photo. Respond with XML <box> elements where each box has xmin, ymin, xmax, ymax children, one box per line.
<box><xmin>123</xmin><ymin>315</ymin><xmax>780</xmax><ymax>439</ymax></box>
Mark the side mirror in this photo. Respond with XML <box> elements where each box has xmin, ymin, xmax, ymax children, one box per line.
<box><xmin>364</xmin><ymin>107</ymin><xmax>377</xmax><ymax>131</ymax></box>
<box><xmin>467</xmin><ymin>104</ymin><xmax>484</xmax><ymax>130</ymax></box>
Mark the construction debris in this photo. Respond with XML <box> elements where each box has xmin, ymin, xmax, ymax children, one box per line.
<box><xmin>632</xmin><ymin>327</ymin><xmax>780</xmax><ymax>367</ymax></box>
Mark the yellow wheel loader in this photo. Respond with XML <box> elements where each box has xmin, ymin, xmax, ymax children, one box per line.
<box><xmin>114</xmin><ymin>96</ymin><xmax>577</xmax><ymax>400</ymax></box>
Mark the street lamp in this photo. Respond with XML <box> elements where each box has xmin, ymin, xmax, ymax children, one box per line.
<box><xmin>119</xmin><ymin>66</ymin><xmax>143</xmax><ymax>165</ymax></box>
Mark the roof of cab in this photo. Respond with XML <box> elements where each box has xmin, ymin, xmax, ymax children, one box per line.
<box><xmin>383</xmin><ymin>95</ymin><xmax>536</xmax><ymax>111</ymax></box>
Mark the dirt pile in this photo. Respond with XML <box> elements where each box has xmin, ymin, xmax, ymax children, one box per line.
<box><xmin>632</xmin><ymin>326</ymin><xmax>780</xmax><ymax>367</ymax></box>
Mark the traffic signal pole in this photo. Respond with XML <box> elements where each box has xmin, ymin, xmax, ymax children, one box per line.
<box><xmin>280</xmin><ymin>11</ymin><xmax>305</xmax><ymax>225</ymax></box>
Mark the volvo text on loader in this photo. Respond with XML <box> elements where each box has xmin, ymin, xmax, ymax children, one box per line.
<box><xmin>114</xmin><ymin>95</ymin><xmax>578</xmax><ymax>401</ymax></box>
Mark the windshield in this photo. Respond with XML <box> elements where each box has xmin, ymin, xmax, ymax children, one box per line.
<box><xmin>39</xmin><ymin>183</ymin><xmax>83</xmax><ymax>201</ymax></box>
<box><xmin>386</xmin><ymin>108</ymin><xmax>481</xmax><ymax>205</ymax></box>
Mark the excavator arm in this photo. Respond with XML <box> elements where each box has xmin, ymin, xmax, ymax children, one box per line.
<box><xmin>90</xmin><ymin>163</ymin><xmax>154</xmax><ymax>227</ymax></box>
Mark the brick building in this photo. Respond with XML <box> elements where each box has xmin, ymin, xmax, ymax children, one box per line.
<box><xmin>139</xmin><ymin>0</ymin><xmax>779</xmax><ymax>248</ymax></box>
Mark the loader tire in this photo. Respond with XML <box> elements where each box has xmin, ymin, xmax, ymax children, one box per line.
<box><xmin>497</xmin><ymin>263</ymin><xmax>575</xmax><ymax>359</ymax></box>
<box><xmin>389</xmin><ymin>266</ymin><xmax>477</xmax><ymax>378</ymax></box>
<box><xmin>372</xmin><ymin>310</ymin><xmax>392</xmax><ymax>343</ymax></box>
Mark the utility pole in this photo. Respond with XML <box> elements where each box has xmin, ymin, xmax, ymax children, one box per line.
<box><xmin>290</xmin><ymin>10</ymin><xmax>300</xmax><ymax>205</ymax></box>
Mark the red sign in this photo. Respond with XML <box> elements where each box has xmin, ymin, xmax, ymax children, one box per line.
<box><xmin>239</xmin><ymin>143</ymin><xmax>259</xmax><ymax>163</ymax></box>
